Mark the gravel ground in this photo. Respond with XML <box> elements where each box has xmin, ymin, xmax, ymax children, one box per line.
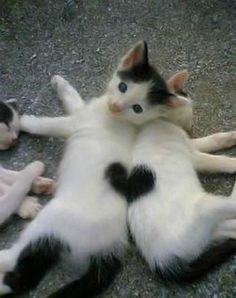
<box><xmin>0</xmin><ymin>0</ymin><xmax>235</xmax><ymax>297</ymax></box>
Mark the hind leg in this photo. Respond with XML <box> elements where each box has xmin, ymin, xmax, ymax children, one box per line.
<box><xmin>192</xmin><ymin>131</ymin><xmax>236</xmax><ymax>153</ymax></box>
<box><xmin>0</xmin><ymin>161</ymin><xmax>45</xmax><ymax>225</ymax></box>
<box><xmin>51</xmin><ymin>75</ymin><xmax>84</xmax><ymax>114</ymax></box>
<box><xmin>0</xmin><ymin>167</ymin><xmax>55</xmax><ymax>195</ymax></box>
<box><xmin>0</xmin><ymin>233</ymin><xmax>66</xmax><ymax>295</ymax></box>
<box><xmin>192</xmin><ymin>151</ymin><xmax>236</xmax><ymax>174</ymax></box>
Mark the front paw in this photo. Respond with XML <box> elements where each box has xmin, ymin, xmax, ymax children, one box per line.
<box><xmin>20</xmin><ymin>115</ymin><xmax>37</xmax><ymax>132</ymax></box>
<box><xmin>51</xmin><ymin>75</ymin><xmax>68</xmax><ymax>91</ymax></box>
<box><xmin>17</xmin><ymin>196</ymin><xmax>42</xmax><ymax>219</ymax></box>
<box><xmin>32</xmin><ymin>177</ymin><xmax>56</xmax><ymax>195</ymax></box>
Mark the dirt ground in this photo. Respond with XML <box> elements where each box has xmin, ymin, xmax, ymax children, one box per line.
<box><xmin>0</xmin><ymin>0</ymin><xmax>235</xmax><ymax>297</ymax></box>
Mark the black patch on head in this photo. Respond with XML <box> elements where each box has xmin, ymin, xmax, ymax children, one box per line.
<box><xmin>0</xmin><ymin>101</ymin><xmax>13</xmax><ymax>127</ymax></box>
<box><xmin>154</xmin><ymin>239</ymin><xmax>236</xmax><ymax>284</ymax></box>
<box><xmin>105</xmin><ymin>162</ymin><xmax>128</xmax><ymax>197</ymax></box>
<box><xmin>47</xmin><ymin>256</ymin><xmax>121</xmax><ymax>298</ymax></box>
<box><xmin>127</xmin><ymin>164</ymin><xmax>156</xmax><ymax>204</ymax></box>
<box><xmin>132</xmin><ymin>104</ymin><xmax>143</xmax><ymax>114</ymax></box>
<box><xmin>4</xmin><ymin>236</ymin><xmax>69</xmax><ymax>294</ymax></box>
<box><xmin>118</xmin><ymin>63</ymin><xmax>172</xmax><ymax>106</ymax></box>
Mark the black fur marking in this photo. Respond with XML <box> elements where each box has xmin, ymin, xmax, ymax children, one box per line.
<box><xmin>47</xmin><ymin>256</ymin><xmax>121</xmax><ymax>298</ymax></box>
<box><xmin>155</xmin><ymin>239</ymin><xmax>236</xmax><ymax>284</ymax></box>
<box><xmin>118</xmin><ymin>63</ymin><xmax>172</xmax><ymax>106</ymax></box>
<box><xmin>4</xmin><ymin>236</ymin><xmax>68</xmax><ymax>294</ymax></box>
<box><xmin>0</xmin><ymin>102</ymin><xmax>13</xmax><ymax>127</ymax></box>
<box><xmin>105</xmin><ymin>162</ymin><xmax>128</xmax><ymax>197</ymax></box>
<box><xmin>127</xmin><ymin>165</ymin><xmax>156</xmax><ymax>204</ymax></box>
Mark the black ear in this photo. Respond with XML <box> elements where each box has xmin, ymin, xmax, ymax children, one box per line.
<box><xmin>5</xmin><ymin>99</ymin><xmax>18</xmax><ymax>110</ymax></box>
<box><xmin>119</xmin><ymin>41</ymin><xmax>149</xmax><ymax>70</ymax></box>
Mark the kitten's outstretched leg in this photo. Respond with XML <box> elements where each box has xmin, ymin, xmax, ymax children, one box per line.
<box><xmin>0</xmin><ymin>235</ymin><xmax>66</xmax><ymax>295</ymax></box>
<box><xmin>192</xmin><ymin>151</ymin><xmax>236</xmax><ymax>173</ymax></box>
<box><xmin>51</xmin><ymin>75</ymin><xmax>84</xmax><ymax>114</ymax></box>
<box><xmin>0</xmin><ymin>167</ymin><xmax>55</xmax><ymax>195</ymax></box>
<box><xmin>20</xmin><ymin>115</ymin><xmax>75</xmax><ymax>138</ymax></box>
<box><xmin>192</xmin><ymin>131</ymin><xmax>236</xmax><ymax>153</ymax></box>
<box><xmin>0</xmin><ymin>161</ymin><xmax>44</xmax><ymax>225</ymax></box>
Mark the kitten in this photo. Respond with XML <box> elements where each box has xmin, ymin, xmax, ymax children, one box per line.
<box><xmin>107</xmin><ymin>41</ymin><xmax>236</xmax><ymax>282</ymax></box>
<box><xmin>0</xmin><ymin>100</ymin><xmax>20</xmax><ymax>150</ymax></box>
<box><xmin>0</xmin><ymin>72</ymin><xmax>137</xmax><ymax>297</ymax></box>
<box><xmin>0</xmin><ymin>41</ymin><xmax>232</xmax><ymax>297</ymax></box>
<box><xmin>0</xmin><ymin>100</ymin><xmax>55</xmax><ymax>223</ymax></box>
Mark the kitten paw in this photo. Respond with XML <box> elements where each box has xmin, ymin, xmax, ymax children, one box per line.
<box><xmin>24</xmin><ymin>161</ymin><xmax>45</xmax><ymax>178</ymax></box>
<box><xmin>32</xmin><ymin>177</ymin><xmax>56</xmax><ymax>195</ymax></box>
<box><xmin>51</xmin><ymin>75</ymin><xmax>67</xmax><ymax>90</ymax></box>
<box><xmin>17</xmin><ymin>196</ymin><xmax>42</xmax><ymax>219</ymax></box>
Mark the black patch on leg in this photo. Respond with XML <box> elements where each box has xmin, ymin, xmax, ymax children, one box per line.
<box><xmin>47</xmin><ymin>256</ymin><xmax>121</xmax><ymax>298</ymax></box>
<box><xmin>105</xmin><ymin>162</ymin><xmax>128</xmax><ymax>196</ymax></box>
<box><xmin>127</xmin><ymin>164</ymin><xmax>156</xmax><ymax>203</ymax></box>
<box><xmin>4</xmin><ymin>236</ymin><xmax>68</xmax><ymax>294</ymax></box>
<box><xmin>154</xmin><ymin>240</ymin><xmax>236</xmax><ymax>284</ymax></box>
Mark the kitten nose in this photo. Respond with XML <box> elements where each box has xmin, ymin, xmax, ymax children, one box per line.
<box><xmin>108</xmin><ymin>102</ymin><xmax>123</xmax><ymax>114</ymax></box>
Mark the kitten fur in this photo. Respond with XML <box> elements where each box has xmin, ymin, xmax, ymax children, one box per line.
<box><xmin>0</xmin><ymin>73</ymin><xmax>137</xmax><ymax>297</ymax></box>
<box><xmin>0</xmin><ymin>41</ymin><xmax>234</xmax><ymax>296</ymax></box>
<box><xmin>0</xmin><ymin>42</ymin><xmax>194</xmax><ymax>296</ymax></box>
<box><xmin>0</xmin><ymin>100</ymin><xmax>55</xmax><ymax>224</ymax></box>
<box><xmin>0</xmin><ymin>162</ymin><xmax>55</xmax><ymax>225</ymax></box>
<box><xmin>0</xmin><ymin>100</ymin><xmax>20</xmax><ymax>150</ymax></box>
<box><xmin>108</xmin><ymin>41</ymin><xmax>236</xmax><ymax>283</ymax></box>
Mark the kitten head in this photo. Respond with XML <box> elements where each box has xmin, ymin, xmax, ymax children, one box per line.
<box><xmin>0</xmin><ymin>100</ymin><xmax>20</xmax><ymax>150</ymax></box>
<box><xmin>106</xmin><ymin>41</ymin><xmax>192</xmax><ymax>129</ymax></box>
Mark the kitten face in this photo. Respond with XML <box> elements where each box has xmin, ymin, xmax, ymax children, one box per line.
<box><xmin>107</xmin><ymin>41</ymin><xmax>192</xmax><ymax>127</ymax></box>
<box><xmin>0</xmin><ymin>101</ymin><xmax>20</xmax><ymax>150</ymax></box>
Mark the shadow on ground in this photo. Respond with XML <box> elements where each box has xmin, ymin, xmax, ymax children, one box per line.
<box><xmin>0</xmin><ymin>0</ymin><xmax>236</xmax><ymax>297</ymax></box>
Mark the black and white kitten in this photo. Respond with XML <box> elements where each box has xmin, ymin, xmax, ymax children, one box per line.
<box><xmin>0</xmin><ymin>73</ymin><xmax>137</xmax><ymax>296</ymax></box>
<box><xmin>0</xmin><ymin>100</ymin><xmax>55</xmax><ymax>223</ymax></box>
<box><xmin>0</xmin><ymin>42</ymin><xmax>193</xmax><ymax>297</ymax></box>
<box><xmin>108</xmin><ymin>42</ymin><xmax>236</xmax><ymax>283</ymax></box>
<box><xmin>0</xmin><ymin>100</ymin><xmax>19</xmax><ymax>150</ymax></box>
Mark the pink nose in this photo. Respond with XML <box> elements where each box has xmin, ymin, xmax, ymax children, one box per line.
<box><xmin>108</xmin><ymin>102</ymin><xmax>123</xmax><ymax>114</ymax></box>
<box><xmin>6</xmin><ymin>138</ymin><xmax>17</xmax><ymax>148</ymax></box>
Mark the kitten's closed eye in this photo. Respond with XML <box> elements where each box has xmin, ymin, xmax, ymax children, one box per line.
<box><xmin>118</xmin><ymin>82</ymin><xmax>128</xmax><ymax>93</ymax></box>
<box><xmin>132</xmin><ymin>104</ymin><xmax>143</xmax><ymax>114</ymax></box>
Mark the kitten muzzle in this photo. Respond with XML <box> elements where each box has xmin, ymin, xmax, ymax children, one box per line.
<box><xmin>108</xmin><ymin>102</ymin><xmax>123</xmax><ymax>114</ymax></box>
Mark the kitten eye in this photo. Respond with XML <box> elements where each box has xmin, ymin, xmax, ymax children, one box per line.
<box><xmin>132</xmin><ymin>104</ymin><xmax>143</xmax><ymax>114</ymax></box>
<box><xmin>118</xmin><ymin>82</ymin><xmax>127</xmax><ymax>93</ymax></box>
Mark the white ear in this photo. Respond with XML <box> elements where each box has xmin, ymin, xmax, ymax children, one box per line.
<box><xmin>118</xmin><ymin>41</ymin><xmax>148</xmax><ymax>70</ymax></box>
<box><xmin>167</xmin><ymin>70</ymin><xmax>189</xmax><ymax>92</ymax></box>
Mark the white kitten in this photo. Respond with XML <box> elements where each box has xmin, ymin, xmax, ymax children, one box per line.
<box><xmin>0</xmin><ymin>72</ymin><xmax>136</xmax><ymax>297</ymax></box>
<box><xmin>108</xmin><ymin>41</ymin><xmax>236</xmax><ymax>283</ymax></box>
